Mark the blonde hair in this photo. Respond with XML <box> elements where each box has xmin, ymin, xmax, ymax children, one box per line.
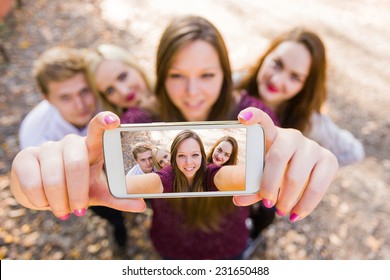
<box><xmin>33</xmin><ymin>47</ymin><xmax>87</xmax><ymax>96</ymax></box>
<box><xmin>85</xmin><ymin>44</ymin><xmax>155</xmax><ymax>116</ymax></box>
<box><xmin>152</xmin><ymin>146</ymin><xmax>170</xmax><ymax>171</ymax></box>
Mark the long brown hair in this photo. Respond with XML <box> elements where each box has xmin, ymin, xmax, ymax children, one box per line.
<box><xmin>170</xmin><ymin>130</ymin><xmax>207</xmax><ymax>193</ymax></box>
<box><xmin>237</xmin><ymin>27</ymin><xmax>327</xmax><ymax>132</ymax></box>
<box><xmin>156</xmin><ymin>16</ymin><xmax>237</xmax><ymax>232</ymax></box>
<box><xmin>155</xmin><ymin>15</ymin><xmax>234</xmax><ymax>121</ymax></box>
<box><xmin>206</xmin><ymin>135</ymin><xmax>239</xmax><ymax>166</ymax></box>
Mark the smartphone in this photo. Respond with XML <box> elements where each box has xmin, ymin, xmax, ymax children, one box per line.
<box><xmin>103</xmin><ymin>121</ymin><xmax>264</xmax><ymax>198</ymax></box>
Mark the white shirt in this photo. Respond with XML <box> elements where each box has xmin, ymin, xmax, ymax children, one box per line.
<box><xmin>19</xmin><ymin>100</ymin><xmax>88</xmax><ymax>149</ymax></box>
<box><xmin>305</xmin><ymin>113</ymin><xmax>365</xmax><ymax>166</ymax></box>
<box><xmin>126</xmin><ymin>164</ymin><xmax>145</xmax><ymax>176</ymax></box>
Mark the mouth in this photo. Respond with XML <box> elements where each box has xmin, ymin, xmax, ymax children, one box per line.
<box><xmin>126</xmin><ymin>92</ymin><xmax>136</xmax><ymax>101</ymax></box>
<box><xmin>267</xmin><ymin>83</ymin><xmax>279</xmax><ymax>94</ymax></box>
<box><xmin>184</xmin><ymin>100</ymin><xmax>204</xmax><ymax>110</ymax></box>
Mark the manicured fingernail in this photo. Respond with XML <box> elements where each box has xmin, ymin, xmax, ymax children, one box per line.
<box><xmin>104</xmin><ymin>114</ymin><xmax>116</xmax><ymax>124</ymax></box>
<box><xmin>58</xmin><ymin>214</ymin><xmax>70</xmax><ymax>221</ymax></box>
<box><xmin>238</xmin><ymin>111</ymin><xmax>253</xmax><ymax>121</ymax></box>
<box><xmin>289</xmin><ymin>213</ymin><xmax>300</xmax><ymax>222</ymax></box>
<box><xmin>73</xmin><ymin>208</ymin><xmax>87</xmax><ymax>217</ymax></box>
<box><xmin>262</xmin><ymin>199</ymin><xmax>274</xmax><ymax>208</ymax></box>
<box><xmin>276</xmin><ymin>208</ymin><xmax>285</xmax><ymax>216</ymax></box>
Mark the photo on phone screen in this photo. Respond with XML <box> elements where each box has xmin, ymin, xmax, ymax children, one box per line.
<box><xmin>120</xmin><ymin>127</ymin><xmax>246</xmax><ymax>194</ymax></box>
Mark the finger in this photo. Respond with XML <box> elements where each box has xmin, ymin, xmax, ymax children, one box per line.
<box><xmin>38</xmin><ymin>141</ymin><xmax>70</xmax><ymax>219</ymax></box>
<box><xmin>238</xmin><ymin>107</ymin><xmax>278</xmax><ymax>150</ymax></box>
<box><xmin>233</xmin><ymin>193</ymin><xmax>262</xmax><ymax>207</ymax></box>
<box><xmin>289</xmin><ymin>150</ymin><xmax>338</xmax><ymax>222</ymax></box>
<box><xmin>86</xmin><ymin>111</ymin><xmax>120</xmax><ymax>165</ymax></box>
<box><xmin>11</xmin><ymin>147</ymin><xmax>49</xmax><ymax>209</ymax></box>
<box><xmin>63</xmin><ymin>134</ymin><xmax>90</xmax><ymax>215</ymax></box>
<box><xmin>276</xmin><ymin>140</ymin><xmax>320</xmax><ymax>215</ymax></box>
<box><xmin>260</xmin><ymin>129</ymin><xmax>300</xmax><ymax>205</ymax></box>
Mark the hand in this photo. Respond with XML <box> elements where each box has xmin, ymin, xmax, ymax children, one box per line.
<box><xmin>10</xmin><ymin>112</ymin><xmax>146</xmax><ymax>220</ymax></box>
<box><xmin>233</xmin><ymin>107</ymin><xmax>338</xmax><ymax>222</ymax></box>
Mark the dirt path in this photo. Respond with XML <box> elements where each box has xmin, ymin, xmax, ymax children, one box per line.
<box><xmin>0</xmin><ymin>0</ymin><xmax>389</xmax><ymax>259</ymax></box>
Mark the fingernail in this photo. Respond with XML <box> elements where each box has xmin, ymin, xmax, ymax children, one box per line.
<box><xmin>104</xmin><ymin>114</ymin><xmax>116</xmax><ymax>124</ymax></box>
<box><xmin>238</xmin><ymin>111</ymin><xmax>253</xmax><ymax>121</ymax></box>
<box><xmin>58</xmin><ymin>214</ymin><xmax>70</xmax><ymax>221</ymax></box>
<box><xmin>73</xmin><ymin>208</ymin><xmax>87</xmax><ymax>217</ymax></box>
<box><xmin>289</xmin><ymin>213</ymin><xmax>300</xmax><ymax>222</ymax></box>
<box><xmin>262</xmin><ymin>199</ymin><xmax>274</xmax><ymax>208</ymax></box>
<box><xmin>276</xmin><ymin>208</ymin><xmax>285</xmax><ymax>216</ymax></box>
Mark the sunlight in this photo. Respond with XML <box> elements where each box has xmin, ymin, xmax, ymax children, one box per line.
<box><xmin>100</xmin><ymin>0</ymin><xmax>133</xmax><ymax>29</ymax></box>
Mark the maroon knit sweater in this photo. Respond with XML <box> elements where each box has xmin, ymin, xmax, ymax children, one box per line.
<box><xmin>120</xmin><ymin>92</ymin><xmax>279</xmax><ymax>259</ymax></box>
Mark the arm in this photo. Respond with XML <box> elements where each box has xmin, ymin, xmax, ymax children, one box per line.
<box><xmin>125</xmin><ymin>173</ymin><xmax>163</xmax><ymax>194</ymax></box>
<box><xmin>305</xmin><ymin>113</ymin><xmax>365</xmax><ymax>166</ymax></box>
<box><xmin>11</xmin><ymin>112</ymin><xmax>146</xmax><ymax>220</ymax></box>
<box><xmin>214</xmin><ymin>165</ymin><xmax>246</xmax><ymax>191</ymax></box>
<box><xmin>234</xmin><ymin>107</ymin><xmax>339</xmax><ymax>222</ymax></box>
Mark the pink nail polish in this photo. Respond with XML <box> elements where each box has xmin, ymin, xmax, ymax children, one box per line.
<box><xmin>104</xmin><ymin>114</ymin><xmax>116</xmax><ymax>124</ymax></box>
<box><xmin>238</xmin><ymin>111</ymin><xmax>253</xmax><ymax>121</ymax></box>
<box><xmin>276</xmin><ymin>208</ymin><xmax>285</xmax><ymax>216</ymax></box>
<box><xmin>262</xmin><ymin>199</ymin><xmax>274</xmax><ymax>208</ymax></box>
<box><xmin>58</xmin><ymin>214</ymin><xmax>70</xmax><ymax>221</ymax></box>
<box><xmin>73</xmin><ymin>208</ymin><xmax>87</xmax><ymax>217</ymax></box>
<box><xmin>290</xmin><ymin>213</ymin><xmax>300</xmax><ymax>222</ymax></box>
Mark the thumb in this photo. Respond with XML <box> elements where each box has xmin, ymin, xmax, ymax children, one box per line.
<box><xmin>86</xmin><ymin>111</ymin><xmax>120</xmax><ymax>164</ymax></box>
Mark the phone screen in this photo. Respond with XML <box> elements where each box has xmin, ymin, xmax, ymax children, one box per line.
<box><xmin>120</xmin><ymin>127</ymin><xmax>246</xmax><ymax>194</ymax></box>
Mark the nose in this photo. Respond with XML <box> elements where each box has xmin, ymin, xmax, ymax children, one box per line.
<box><xmin>186</xmin><ymin>78</ymin><xmax>199</xmax><ymax>96</ymax></box>
<box><xmin>116</xmin><ymin>83</ymin><xmax>128</xmax><ymax>96</ymax></box>
<box><xmin>74</xmin><ymin>96</ymin><xmax>86</xmax><ymax>110</ymax></box>
<box><xmin>270</xmin><ymin>72</ymin><xmax>286</xmax><ymax>88</ymax></box>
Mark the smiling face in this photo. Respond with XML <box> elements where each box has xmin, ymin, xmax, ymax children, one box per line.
<box><xmin>94</xmin><ymin>60</ymin><xmax>149</xmax><ymax>109</ymax></box>
<box><xmin>212</xmin><ymin>141</ymin><xmax>233</xmax><ymax>166</ymax></box>
<box><xmin>155</xmin><ymin>149</ymin><xmax>171</xmax><ymax>169</ymax></box>
<box><xmin>164</xmin><ymin>40</ymin><xmax>224</xmax><ymax>121</ymax></box>
<box><xmin>135</xmin><ymin>150</ymin><xmax>154</xmax><ymax>174</ymax></box>
<box><xmin>257</xmin><ymin>41</ymin><xmax>312</xmax><ymax>111</ymax></box>
<box><xmin>175</xmin><ymin>138</ymin><xmax>202</xmax><ymax>184</ymax></box>
<box><xmin>46</xmin><ymin>73</ymin><xmax>96</xmax><ymax>128</ymax></box>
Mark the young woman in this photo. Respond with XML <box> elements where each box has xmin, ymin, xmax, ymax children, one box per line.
<box><xmin>119</xmin><ymin>15</ymin><xmax>338</xmax><ymax>259</ymax></box>
<box><xmin>85</xmin><ymin>44</ymin><xmax>156</xmax><ymax>116</ymax></box>
<box><xmin>206</xmin><ymin>135</ymin><xmax>239</xmax><ymax>166</ymax></box>
<box><xmin>152</xmin><ymin>146</ymin><xmax>171</xmax><ymax>171</ymax></box>
<box><xmin>237</xmin><ymin>28</ymin><xmax>364</xmax><ymax>166</ymax></box>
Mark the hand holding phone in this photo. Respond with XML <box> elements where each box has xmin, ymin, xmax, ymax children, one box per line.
<box><xmin>103</xmin><ymin>121</ymin><xmax>265</xmax><ymax>198</ymax></box>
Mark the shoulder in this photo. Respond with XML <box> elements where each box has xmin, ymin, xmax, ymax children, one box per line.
<box><xmin>156</xmin><ymin>166</ymin><xmax>175</xmax><ymax>193</ymax></box>
<box><xmin>236</xmin><ymin>90</ymin><xmax>280</xmax><ymax>125</ymax></box>
<box><xmin>120</xmin><ymin>107</ymin><xmax>157</xmax><ymax>124</ymax></box>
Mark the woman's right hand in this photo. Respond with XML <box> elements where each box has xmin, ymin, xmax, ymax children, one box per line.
<box><xmin>10</xmin><ymin>112</ymin><xmax>146</xmax><ymax>220</ymax></box>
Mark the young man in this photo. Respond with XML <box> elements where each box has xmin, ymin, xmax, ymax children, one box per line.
<box><xmin>127</xmin><ymin>142</ymin><xmax>154</xmax><ymax>175</ymax></box>
<box><xmin>19</xmin><ymin>47</ymin><xmax>97</xmax><ymax>148</ymax></box>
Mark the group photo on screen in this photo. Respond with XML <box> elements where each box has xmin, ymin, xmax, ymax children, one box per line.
<box><xmin>120</xmin><ymin>127</ymin><xmax>246</xmax><ymax>193</ymax></box>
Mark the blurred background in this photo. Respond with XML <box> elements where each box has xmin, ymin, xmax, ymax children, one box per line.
<box><xmin>0</xmin><ymin>0</ymin><xmax>389</xmax><ymax>259</ymax></box>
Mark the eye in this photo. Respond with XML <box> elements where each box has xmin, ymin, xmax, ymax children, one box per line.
<box><xmin>217</xmin><ymin>147</ymin><xmax>222</xmax><ymax>153</ymax></box>
<box><xmin>201</xmin><ymin>73</ymin><xmax>215</xmax><ymax>79</ymax></box>
<box><xmin>80</xmin><ymin>87</ymin><xmax>90</xmax><ymax>96</ymax></box>
<box><xmin>192</xmin><ymin>153</ymin><xmax>200</xmax><ymax>158</ymax></box>
<box><xmin>169</xmin><ymin>73</ymin><xmax>183</xmax><ymax>79</ymax></box>
<box><xmin>118</xmin><ymin>72</ymin><xmax>127</xmax><ymax>81</ymax></box>
<box><xmin>272</xmin><ymin>59</ymin><xmax>283</xmax><ymax>70</ymax></box>
<box><xmin>105</xmin><ymin>87</ymin><xmax>115</xmax><ymax>96</ymax></box>
<box><xmin>178</xmin><ymin>154</ymin><xmax>185</xmax><ymax>158</ymax></box>
<box><xmin>291</xmin><ymin>73</ymin><xmax>304</xmax><ymax>83</ymax></box>
<box><xmin>60</xmin><ymin>95</ymin><xmax>71</xmax><ymax>102</ymax></box>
